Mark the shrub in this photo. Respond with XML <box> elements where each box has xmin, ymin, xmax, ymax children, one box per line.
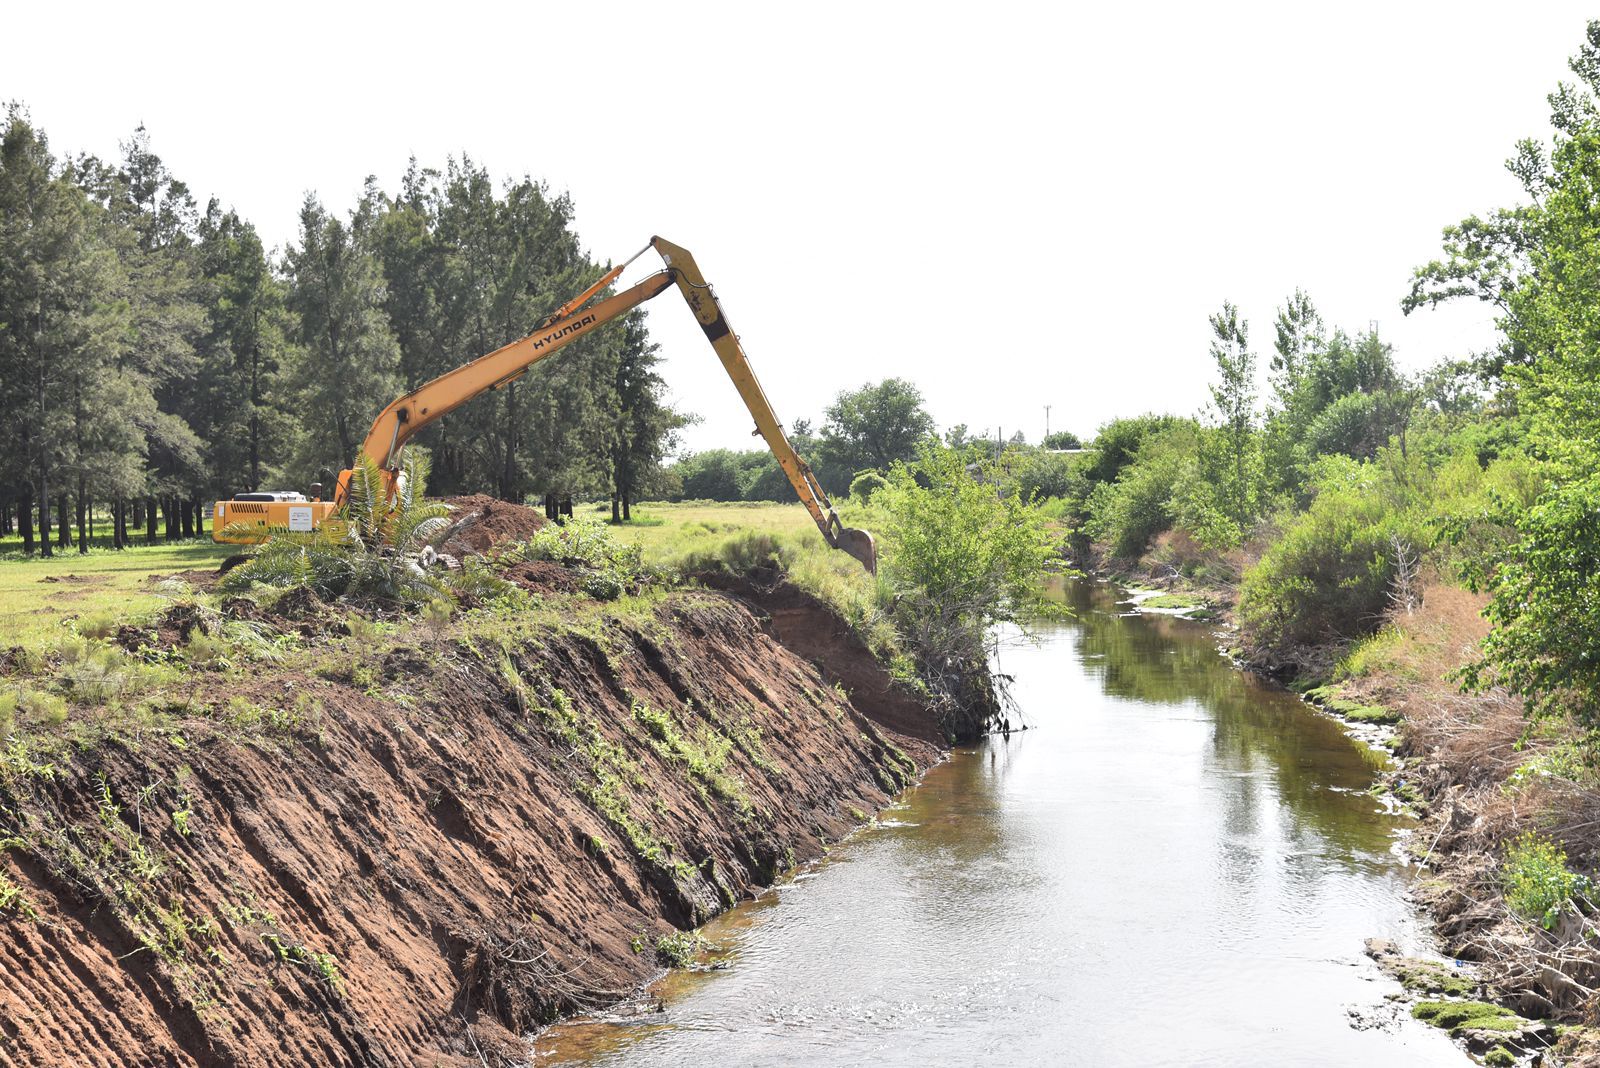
<box><xmin>655</xmin><ymin>930</ymin><xmax>702</xmax><ymax>968</ymax></box>
<box><xmin>1010</xmin><ymin>449</ymin><xmax>1089</xmax><ymax>505</ymax></box>
<box><xmin>1085</xmin><ymin>424</ymin><xmax>1199</xmax><ymax>557</ymax></box>
<box><xmin>59</xmin><ymin>646</ymin><xmax>136</xmax><ymax>704</ymax></box>
<box><xmin>1459</xmin><ymin>467</ymin><xmax>1600</xmax><ymax>727</ymax></box>
<box><xmin>76</xmin><ymin>612</ymin><xmax>122</xmax><ymax>640</ymax></box>
<box><xmin>0</xmin><ymin>686</ymin><xmax>67</xmax><ymax>731</ymax></box>
<box><xmin>876</xmin><ymin>444</ymin><xmax>1059</xmax><ymax>714</ymax></box>
<box><xmin>222</xmin><ymin>448</ymin><xmax>452</xmax><ymax>607</ymax></box>
<box><xmin>1502</xmin><ymin>832</ymin><xmax>1592</xmax><ymax>930</ymax></box>
<box><xmin>1083</xmin><ymin>413</ymin><xmax>1189</xmax><ymax>484</ymax></box>
<box><xmin>1238</xmin><ymin>456</ymin><xmax>1420</xmax><ymax>665</ymax></box>
<box><xmin>504</xmin><ymin>517</ymin><xmax>650</xmax><ymax>598</ymax></box>
<box><xmin>848</xmin><ymin>470</ymin><xmax>888</xmax><ymax>503</ymax></box>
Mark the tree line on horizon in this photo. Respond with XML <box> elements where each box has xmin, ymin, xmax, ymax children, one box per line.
<box><xmin>0</xmin><ymin>107</ymin><xmax>686</xmax><ymax>556</ymax></box>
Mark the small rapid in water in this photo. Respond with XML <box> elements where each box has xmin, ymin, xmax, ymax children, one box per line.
<box><xmin>534</xmin><ymin>580</ymin><xmax>1468</xmax><ymax>1066</ymax></box>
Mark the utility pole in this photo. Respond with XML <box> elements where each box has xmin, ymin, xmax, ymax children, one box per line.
<box><xmin>1044</xmin><ymin>405</ymin><xmax>1052</xmax><ymax>441</ymax></box>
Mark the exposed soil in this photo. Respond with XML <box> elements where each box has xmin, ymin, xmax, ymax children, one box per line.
<box><xmin>0</xmin><ymin>587</ymin><xmax>939</xmax><ymax>1066</ymax></box>
<box><xmin>438</xmin><ymin>495</ymin><xmax>548</xmax><ymax>558</ymax></box>
<box><xmin>500</xmin><ymin>560</ymin><xmax>580</xmax><ymax>597</ymax></box>
<box><xmin>704</xmin><ymin>571</ymin><xmax>949</xmax><ymax>748</ymax></box>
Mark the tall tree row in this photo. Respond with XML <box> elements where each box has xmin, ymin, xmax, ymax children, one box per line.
<box><xmin>0</xmin><ymin>112</ymin><xmax>687</xmax><ymax>554</ymax></box>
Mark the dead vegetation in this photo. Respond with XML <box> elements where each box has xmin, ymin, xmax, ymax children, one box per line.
<box><xmin>1326</xmin><ymin>580</ymin><xmax>1600</xmax><ymax>1048</ymax></box>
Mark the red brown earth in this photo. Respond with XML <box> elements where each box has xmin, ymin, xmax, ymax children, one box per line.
<box><xmin>0</xmin><ymin>583</ymin><xmax>940</xmax><ymax>1066</ymax></box>
<box><xmin>437</xmin><ymin>495</ymin><xmax>548</xmax><ymax>558</ymax></box>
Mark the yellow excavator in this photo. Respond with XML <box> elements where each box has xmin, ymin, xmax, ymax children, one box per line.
<box><xmin>212</xmin><ymin>237</ymin><xmax>876</xmax><ymax>573</ymax></box>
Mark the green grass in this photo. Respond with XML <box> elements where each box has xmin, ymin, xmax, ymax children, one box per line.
<box><xmin>0</xmin><ymin>502</ymin><xmax>824</xmax><ymax>652</ymax></box>
<box><xmin>603</xmin><ymin>501</ymin><xmax>820</xmax><ymax>565</ymax></box>
<box><xmin>606</xmin><ymin>501</ymin><xmax>905</xmax><ymax>670</ymax></box>
<box><xmin>1139</xmin><ymin>593</ymin><xmax>1208</xmax><ymax>610</ymax></box>
<box><xmin>0</xmin><ymin>541</ymin><xmax>232</xmax><ymax>650</ymax></box>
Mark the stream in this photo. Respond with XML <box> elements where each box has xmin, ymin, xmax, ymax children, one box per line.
<box><xmin>533</xmin><ymin>580</ymin><xmax>1469</xmax><ymax>1066</ymax></box>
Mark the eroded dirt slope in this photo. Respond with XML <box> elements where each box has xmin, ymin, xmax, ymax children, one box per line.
<box><xmin>0</xmin><ymin>591</ymin><xmax>935</xmax><ymax>1067</ymax></box>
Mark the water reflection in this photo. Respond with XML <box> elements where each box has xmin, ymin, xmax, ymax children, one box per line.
<box><xmin>535</xmin><ymin>581</ymin><xmax>1465</xmax><ymax>1067</ymax></box>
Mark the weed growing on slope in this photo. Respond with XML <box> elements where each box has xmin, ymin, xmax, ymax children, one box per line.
<box><xmin>630</xmin><ymin>699</ymin><xmax>749</xmax><ymax>814</ymax></box>
<box><xmin>1503</xmin><ymin>833</ymin><xmax>1594</xmax><ymax>930</ymax></box>
<box><xmin>654</xmin><ymin>930</ymin><xmax>703</xmax><ymax>968</ymax></box>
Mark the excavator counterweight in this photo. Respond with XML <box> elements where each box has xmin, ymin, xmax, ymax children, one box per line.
<box><xmin>214</xmin><ymin>238</ymin><xmax>876</xmax><ymax>574</ymax></box>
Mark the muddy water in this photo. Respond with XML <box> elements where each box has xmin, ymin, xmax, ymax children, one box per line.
<box><xmin>534</xmin><ymin>581</ymin><xmax>1467</xmax><ymax>1066</ymax></box>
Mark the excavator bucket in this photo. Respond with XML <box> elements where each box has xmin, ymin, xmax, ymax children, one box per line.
<box><xmin>835</xmin><ymin>526</ymin><xmax>878</xmax><ymax>575</ymax></box>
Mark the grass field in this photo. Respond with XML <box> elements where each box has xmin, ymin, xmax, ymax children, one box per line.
<box><xmin>590</xmin><ymin>500</ymin><xmax>821</xmax><ymax>563</ymax></box>
<box><xmin>0</xmin><ymin>540</ymin><xmax>233</xmax><ymax>649</ymax></box>
<box><xmin>0</xmin><ymin>500</ymin><xmax>843</xmax><ymax>652</ymax></box>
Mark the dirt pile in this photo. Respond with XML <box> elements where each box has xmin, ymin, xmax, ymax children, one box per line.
<box><xmin>437</xmin><ymin>495</ymin><xmax>547</xmax><ymax>558</ymax></box>
<box><xmin>0</xmin><ymin>589</ymin><xmax>937</xmax><ymax>1066</ymax></box>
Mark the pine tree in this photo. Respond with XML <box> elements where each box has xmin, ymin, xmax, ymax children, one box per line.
<box><xmin>282</xmin><ymin>192</ymin><xmax>401</xmax><ymax>486</ymax></box>
<box><xmin>195</xmin><ymin>202</ymin><xmax>295</xmax><ymax>496</ymax></box>
<box><xmin>0</xmin><ymin>108</ymin><xmax>130</xmax><ymax>556</ymax></box>
<box><xmin>609</xmin><ymin>312</ymin><xmax>687</xmax><ymax>520</ymax></box>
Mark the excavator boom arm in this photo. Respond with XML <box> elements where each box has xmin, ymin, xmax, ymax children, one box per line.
<box><xmin>353</xmin><ymin>270</ymin><xmax>675</xmax><ymax>476</ymax></box>
<box><xmin>339</xmin><ymin>237</ymin><xmax>875</xmax><ymax>574</ymax></box>
<box><xmin>649</xmin><ymin>238</ymin><xmax>875</xmax><ymax>571</ymax></box>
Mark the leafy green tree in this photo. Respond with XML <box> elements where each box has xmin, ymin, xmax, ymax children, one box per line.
<box><xmin>1012</xmin><ymin>449</ymin><xmax>1087</xmax><ymax>502</ymax></box>
<box><xmin>1083</xmin><ymin>414</ymin><xmax>1183</xmax><ymax>485</ymax></box>
<box><xmin>676</xmin><ymin>449</ymin><xmax>744</xmax><ymax>501</ymax></box>
<box><xmin>1270</xmin><ymin>289</ymin><xmax>1324</xmax><ymax>407</ymax></box>
<box><xmin>1459</xmin><ymin>469</ymin><xmax>1600</xmax><ymax>726</ymax></box>
<box><xmin>1041</xmin><ymin>429</ymin><xmax>1082</xmax><ymax>450</ymax></box>
<box><xmin>94</xmin><ymin>126</ymin><xmax>209</xmax><ymax>541</ymax></box>
<box><xmin>1085</xmin><ymin>420</ymin><xmax>1202</xmax><ymax>556</ymax></box>
<box><xmin>1203</xmin><ymin>302</ymin><xmax>1262</xmax><ymax>537</ymax></box>
<box><xmin>1404</xmin><ymin>21</ymin><xmax>1600</xmax><ymax>726</ymax></box>
<box><xmin>369</xmin><ymin>158</ymin><xmax>668</xmax><ymax>505</ymax></box>
<box><xmin>877</xmin><ymin>443</ymin><xmax>1059</xmax><ymax>731</ymax></box>
<box><xmin>816</xmin><ymin>378</ymin><xmax>935</xmax><ymax>490</ymax></box>
<box><xmin>733</xmin><ymin>418</ymin><xmax>819</xmax><ymax>503</ymax></box>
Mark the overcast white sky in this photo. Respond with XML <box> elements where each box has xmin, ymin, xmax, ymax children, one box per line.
<box><xmin>6</xmin><ymin>2</ymin><xmax>1591</xmax><ymax>452</ymax></box>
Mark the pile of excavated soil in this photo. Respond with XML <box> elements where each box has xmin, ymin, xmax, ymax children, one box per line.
<box><xmin>500</xmin><ymin>560</ymin><xmax>580</xmax><ymax>596</ymax></box>
<box><xmin>438</xmin><ymin>495</ymin><xmax>547</xmax><ymax>557</ymax></box>
<box><xmin>0</xmin><ymin>588</ymin><xmax>941</xmax><ymax>1067</ymax></box>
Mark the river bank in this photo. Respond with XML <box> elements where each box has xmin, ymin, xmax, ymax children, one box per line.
<box><xmin>1089</xmin><ymin>548</ymin><xmax>1600</xmax><ymax>1066</ymax></box>
<box><xmin>0</xmin><ymin>543</ymin><xmax>951</xmax><ymax>1065</ymax></box>
<box><xmin>532</xmin><ymin>578</ymin><xmax>1471</xmax><ymax>1066</ymax></box>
